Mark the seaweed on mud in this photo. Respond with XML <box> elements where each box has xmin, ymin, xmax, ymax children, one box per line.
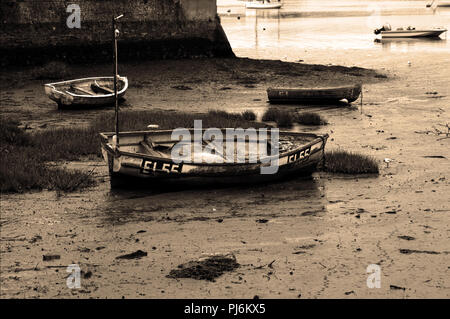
<box><xmin>167</xmin><ymin>254</ymin><xmax>239</xmax><ymax>282</ymax></box>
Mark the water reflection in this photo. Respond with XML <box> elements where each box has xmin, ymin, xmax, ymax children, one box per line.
<box><xmin>374</xmin><ymin>37</ymin><xmax>447</xmax><ymax>51</ymax></box>
<box><xmin>219</xmin><ymin>0</ymin><xmax>450</xmax><ymax>63</ymax></box>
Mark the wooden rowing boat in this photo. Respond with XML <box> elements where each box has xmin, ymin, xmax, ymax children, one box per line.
<box><xmin>267</xmin><ymin>84</ymin><xmax>362</xmax><ymax>104</ymax></box>
<box><xmin>100</xmin><ymin>129</ymin><xmax>328</xmax><ymax>187</ymax></box>
<box><xmin>44</xmin><ymin>76</ymin><xmax>128</xmax><ymax>108</ymax></box>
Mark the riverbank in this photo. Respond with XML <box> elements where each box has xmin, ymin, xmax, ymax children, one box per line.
<box><xmin>1</xmin><ymin>57</ymin><xmax>449</xmax><ymax>298</ymax></box>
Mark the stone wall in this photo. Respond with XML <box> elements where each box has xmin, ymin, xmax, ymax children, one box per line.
<box><xmin>0</xmin><ymin>0</ymin><xmax>234</xmax><ymax>65</ymax></box>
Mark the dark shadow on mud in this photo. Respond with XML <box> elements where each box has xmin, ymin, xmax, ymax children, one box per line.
<box><xmin>96</xmin><ymin>174</ymin><xmax>324</xmax><ymax>226</ymax></box>
<box><xmin>56</xmin><ymin>98</ymin><xmax>127</xmax><ymax>111</ymax></box>
<box><xmin>107</xmin><ymin>169</ymin><xmax>320</xmax><ymax>197</ymax></box>
<box><xmin>267</xmin><ymin>99</ymin><xmax>355</xmax><ymax>107</ymax></box>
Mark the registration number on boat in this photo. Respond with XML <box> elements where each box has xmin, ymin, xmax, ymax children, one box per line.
<box><xmin>141</xmin><ymin>160</ymin><xmax>182</xmax><ymax>174</ymax></box>
<box><xmin>287</xmin><ymin>147</ymin><xmax>311</xmax><ymax>163</ymax></box>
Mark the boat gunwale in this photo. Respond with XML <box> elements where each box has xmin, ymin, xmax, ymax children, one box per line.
<box><xmin>45</xmin><ymin>76</ymin><xmax>128</xmax><ymax>98</ymax></box>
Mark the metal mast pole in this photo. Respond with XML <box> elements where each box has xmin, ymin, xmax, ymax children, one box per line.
<box><xmin>113</xmin><ymin>15</ymin><xmax>123</xmax><ymax>148</ymax></box>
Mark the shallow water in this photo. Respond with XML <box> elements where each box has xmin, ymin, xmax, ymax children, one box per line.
<box><xmin>219</xmin><ymin>0</ymin><xmax>450</xmax><ymax>68</ymax></box>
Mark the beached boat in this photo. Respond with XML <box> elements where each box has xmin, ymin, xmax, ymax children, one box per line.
<box><xmin>100</xmin><ymin>129</ymin><xmax>328</xmax><ymax>187</ymax></box>
<box><xmin>245</xmin><ymin>0</ymin><xmax>283</xmax><ymax>9</ymax></box>
<box><xmin>267</xmin><ymin>84</ymin><xmax>362</xmax><ymax>104</ymax></box>
<box><xmin>44</xmin><ymin>76</ymin><xmax>128</xmax><ymax>108</ymax></box>
<box><xmin>374</xmin><ymin>24</ymin><xmax>447</xmax><ymax>38</ymax></box>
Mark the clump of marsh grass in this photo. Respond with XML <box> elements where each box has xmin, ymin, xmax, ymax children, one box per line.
<box><xmin>322</xmin><ymin>150</ymin><xmax>379</xmax><ymax>175</ymax></box>
<box><xmin>0</xmin><ymin>119</ymin><xmax>32</xmax><ymax>146</ymax></box>
<box><xmin>296</xmin><ymin>112</ymin><xmax>327</xmax><ymax>125</ymax></box>
<box><xmin>31</xmin><ymin>127</ymin><xmax>98</xmax><ymax>161</ymax></box>
<box><xmin>31</xmin><ymin>61</ymin><xmax>71</xmax><ymax>80</ymax></box>
<box><xmin>241</xmin><ymin>110</ymin><xmax>256</xmax><ymax>121</ymax></box>
<box><xmin>93</xmin><ymin>110</ymin><xmax>265</xmax><ymax>133</ymax></box>
<box><xmin>262</xmin><ymin>108</ymin><xmax>293</xmax><ymax>127</ymax></box>
<box><xmin>0</xmin><ymin>118</ymin><xmax>96</xmax><ymax>193</ymax></box>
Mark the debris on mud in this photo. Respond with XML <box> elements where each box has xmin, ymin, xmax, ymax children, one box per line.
<box><xmin>42</xmin><ymin>254</ymin><xmax>60</xmax><ymax>261</ymax></box>
<box><xmin>116</xmin><ymin>250</ymin><xmax>148</xmax><ymax>260</ymax></box>
<box><xmin>398</xmin><ymin>235</ymin><xmax>415</xmax><ymax>241</ymax></box>
<box><xmin>390</xmin><ymin>285</ymin><xmax>406</xmax><ymax>291</ymax></box>
<box><xmin>171</xmin><ymin>85</ymin><xmax>192</xmax><ymax>90</ymax></box>
<box><xmin>399</xmin><ymin>249</ymin><xmax>440</xmax><ymax>255</ymax></box>
<box><xmin>29</xmin><ymin>235</ymin><xmax>42</xmax><ymax>244</ymax></box>
<box><xmin>256</xmin><ymin>218</ymin><xmax>269</xmax><ymax>223</ymax></box>
<box><xmin>167</xmin><ymin>254</ymin><xmax>239</xmax><ymax>281</ymax></box>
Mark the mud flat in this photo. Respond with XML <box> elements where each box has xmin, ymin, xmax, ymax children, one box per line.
<box><xmin>0</xmin><ymin>57</ymin><xmax>449</xmax><ymax>298</ymax></box>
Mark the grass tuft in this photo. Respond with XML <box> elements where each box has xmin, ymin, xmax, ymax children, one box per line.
<box><xmin>322</xmin><ymin>150</ymin><xmax>379</xmax><ymax>175</ymax></box>
<box><xmin>31</xmin><ymin>61</ymin><xmax>71</xmax><ymax>80</ymax></box>
<box><xmin>241</xmin><ymin>110</ymin><xmax>256</xmax><ymax>121</ymax></box>
<box><xmin>296</xmin><ymin>112</ymin><xmax>327</xmax><ymax>125</ymax></box>
<box><xmin>262</xmin><ymin>109</ymin><xmax>293</xmax><ymax>127</ymax></box>
<box><xmin>0</xmin><ymin>118</ymin><xmax>32</xmax><ymax>146</ymax></box>
<box><xmin>0</xmin><ymin>118</ymin><xmax>96</xmax><ymax>193</ymax></box>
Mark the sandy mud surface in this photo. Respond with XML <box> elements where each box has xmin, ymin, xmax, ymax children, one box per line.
<box><xmin>0</xmin><ymin>57</ymin><xmax>449</xmax><ymax>298</ymax></box>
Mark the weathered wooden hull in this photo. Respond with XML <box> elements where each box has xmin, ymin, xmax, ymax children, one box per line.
<box><xmin>267</xmin><ymin>84</ymin><xmax>362</xmax><ymax>104</ymax></box>
<box><xmin>100</xmin><ymin>129</ymin><xmax>328</xmax><ymax>188</ymax></box>
<box><xmin>44</xmin><ymin>76</ymin><xmax>128</xmax><ymax>108</ymax></box>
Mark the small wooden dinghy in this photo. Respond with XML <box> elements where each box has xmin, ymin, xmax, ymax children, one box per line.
<box><xmin>246</xmin><ymin>1</ymin><xmax>283</xmax><ymax>9</ymax></box>
<box><xmin>100</xmin><ymin>129</ymin><xmax>328</xmax><ymax>187</ymax></box>
<box><xmin>44</xmin><ymin>76</ymin><xmax>128</xmax><ymax>108</ymax></box>
<box><xmin>267</xmin><ymin>84</ymin><xmax>362</xmax><ymax>104</ymax></box>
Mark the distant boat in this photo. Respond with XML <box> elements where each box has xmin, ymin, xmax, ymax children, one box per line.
<box><xmin>245</xmin><ymin>0</ymin><xmax>283</xmax><ymax>9</ymax></box>
<box><xmin>267</xmin><ymin>84</ymin><xmax>362</xmax><ymax>104</ymax></box>
<box><xmin>44</xmin><ymin>76</ymin><xmax>128</xmax><ymax>108</ymax></box>
<box><xmin>375</xmin><ymin>26</ymin><xmax>447</xmax><ymax>38</ymax></box>
<box><xmin>380</xmin><ymin>29</ymin><xmax>447</xmax><ymax>38</ymax></box>
<box><xmin>100</xmin><ymin>129</ymin><xmax>328</xmax><ymax>187</ymax></box>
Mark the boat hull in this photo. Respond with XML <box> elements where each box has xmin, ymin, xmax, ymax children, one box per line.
<box><xmin>44</xmin><ymin>76</ymin><xmax>128</xmax><ymax>107</ymax></box>
<box><xmin>267</xmin><ymin>84</ymin><xmax>362</xmax><ymax>104</ymax></box>
<box><xmin>381</xmin><ymin>30</ymin><xmax>446</xmax><ymax>38</ymax></box>
<box><xmin>245</xmin><ymin>2</ymin><xmax>282</xmax><ymax>9</ymax></box>
<box><xmin>100</xmin><ymin>130</ymin><xmax>328</xmax><ymax>188</ymax></box>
